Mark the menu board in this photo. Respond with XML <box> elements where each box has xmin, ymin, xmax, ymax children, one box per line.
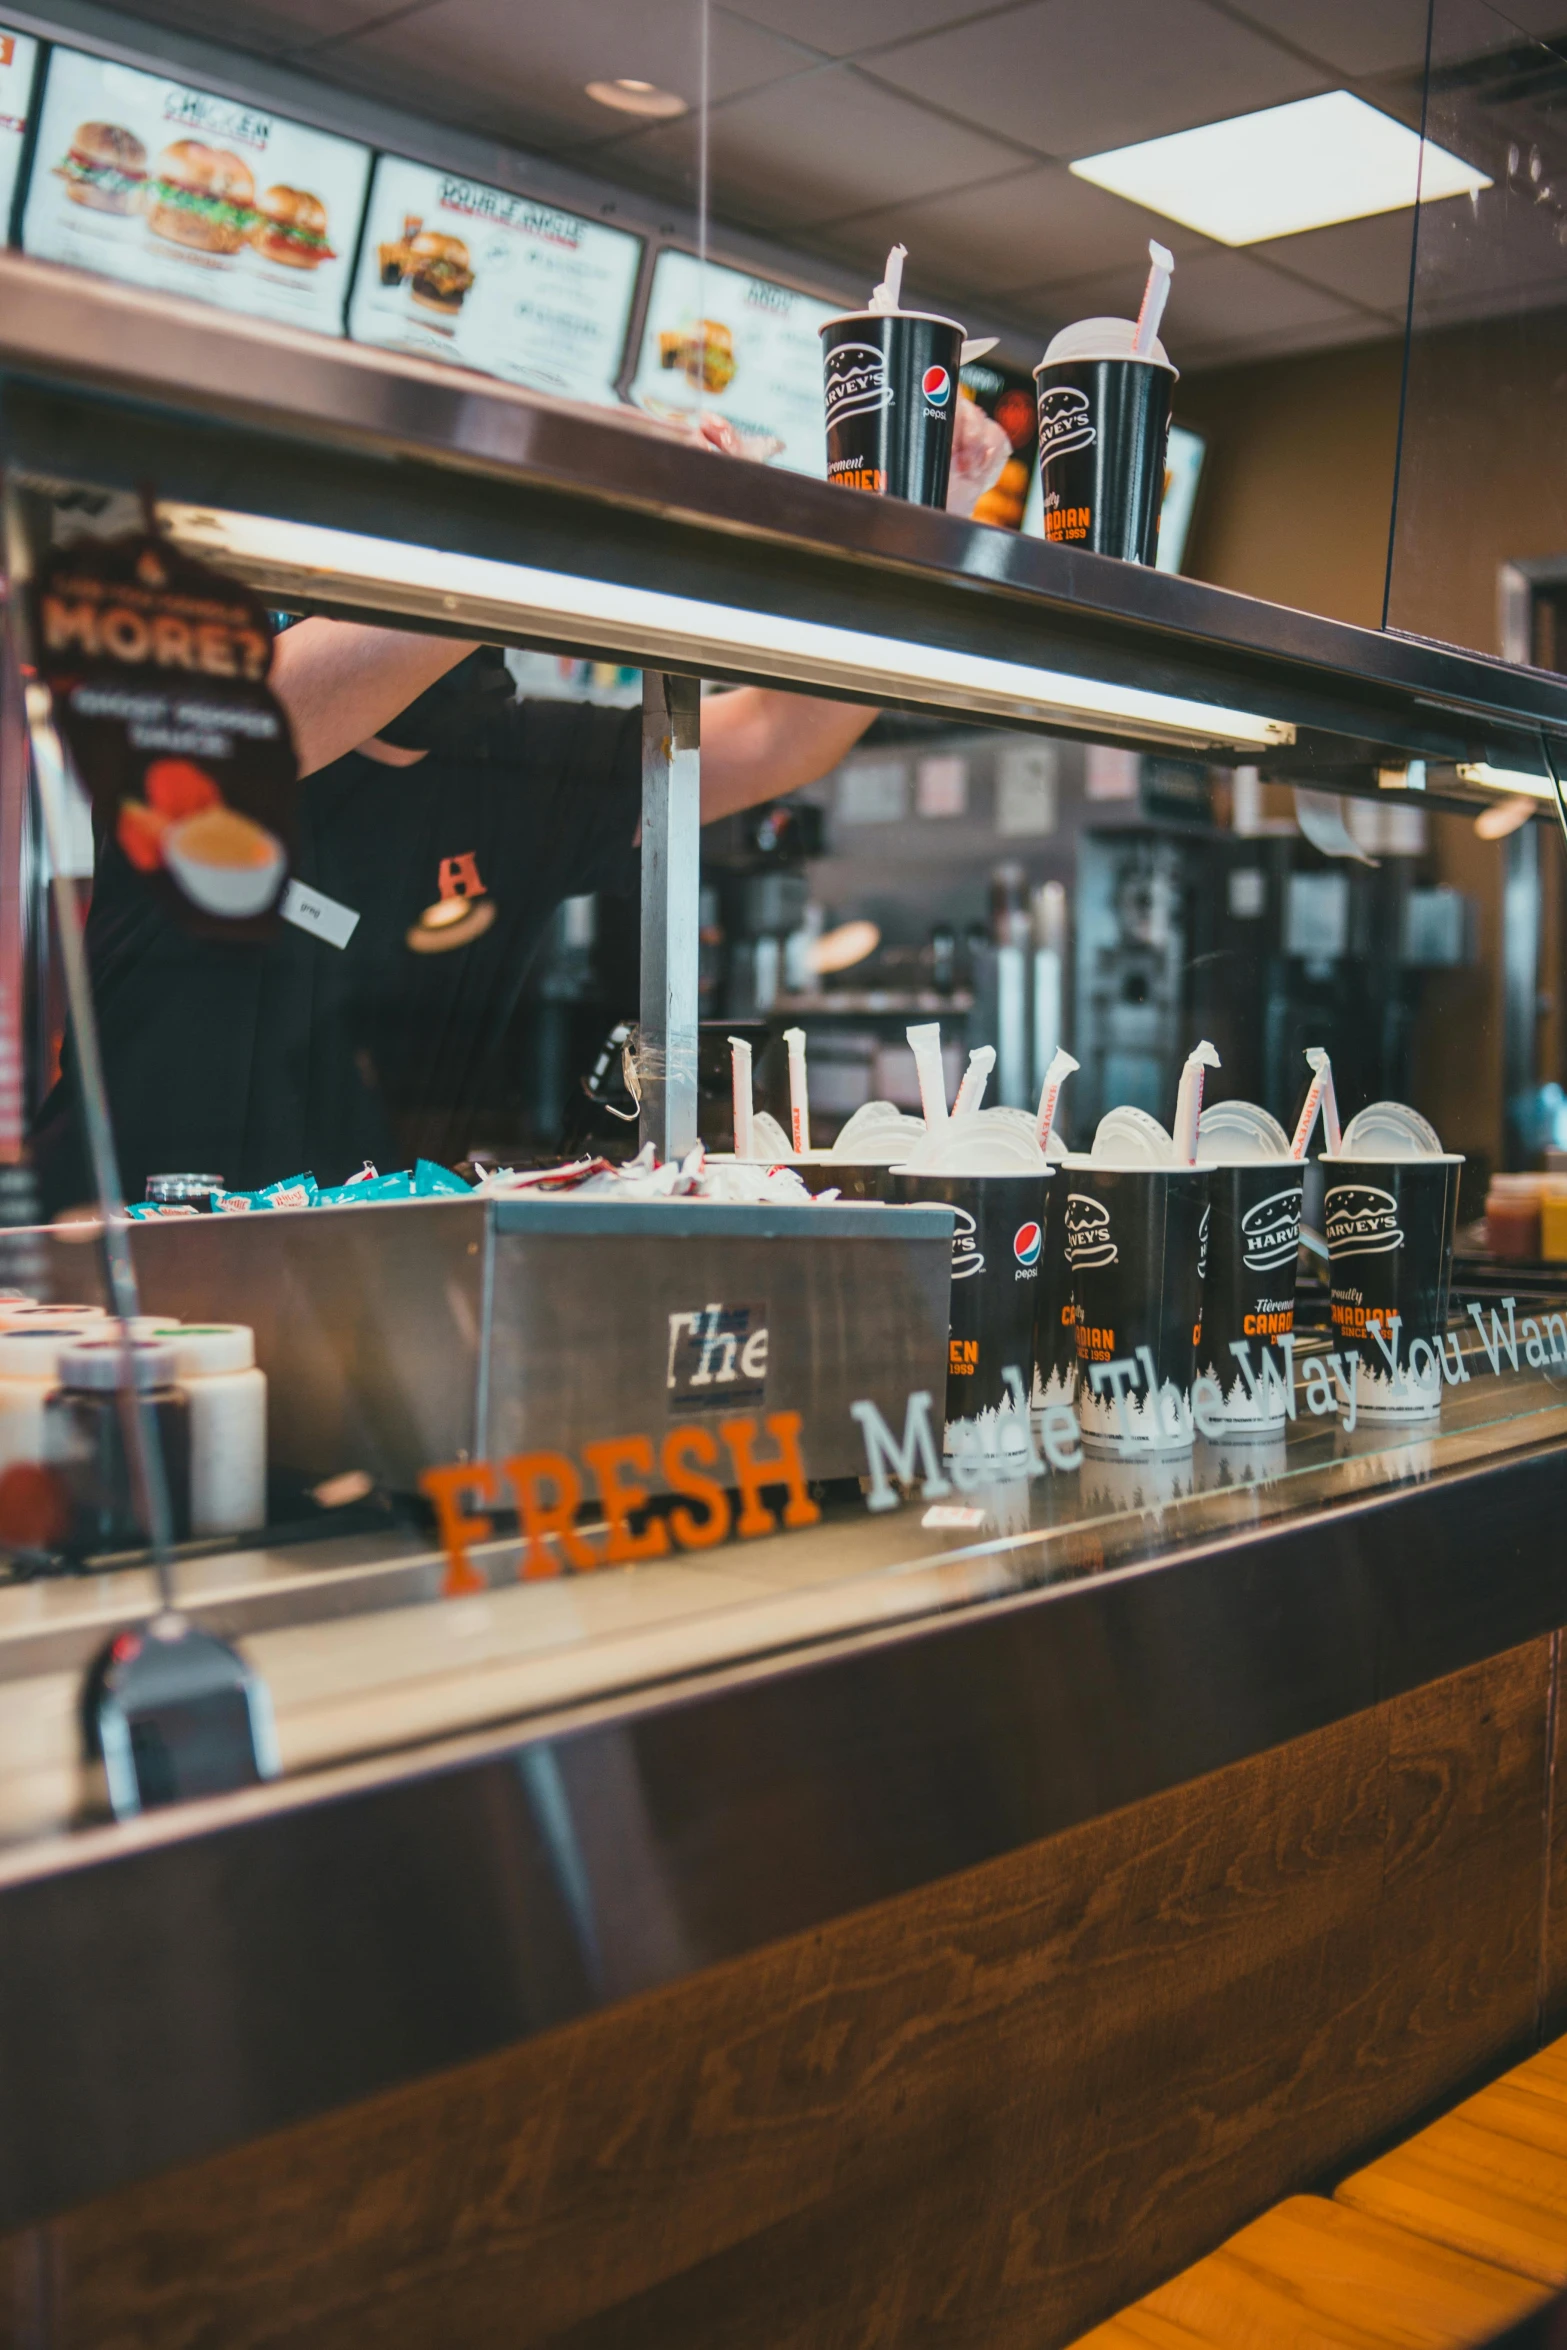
<box><xmin>22</xmin><ymin>47</ymin><xmax>370</xmax><ymax>336</ymax></box>
<box><xmin>627</xmin><ymin>249</ymin><xmax>836</xmax><ymax>476</ymax></box>
<box><xmin>348</xmin><ymin>155</ymin><xmax>642</xmax><ymax>403</ymax></box>
<box><xmin>0</xmin><ymin>26</ymin><xmax>39</xmax><ymax>234</ymax></box>
<box><xmin>1157</xmin><ymin>424</ymin><xmax>1206</xmax><ymax>576</ymax></box>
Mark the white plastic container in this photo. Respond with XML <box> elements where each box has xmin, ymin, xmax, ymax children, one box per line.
<box><xmin>145</xmin><ymin>1324</ymin><xmax>267</xmax><ymax>1537</ymax></box>
<box><xmin>0</xmin><ymin>1324</ymin><xmax>100</xmax><ymax>1475</ymax></box>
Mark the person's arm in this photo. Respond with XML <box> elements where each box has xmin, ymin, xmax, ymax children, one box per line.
<box><xmin>271</xmin><ymin>618</ymin><xmax>480</xmax><ymax>777</ymax></box>
<box><xmin>697</xmin><ymin>688</ymin><xmax>877</xmax><ymax>824</ymax></box>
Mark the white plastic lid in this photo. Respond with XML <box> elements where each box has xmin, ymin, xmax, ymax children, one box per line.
<box><xmin>0</xmin><ymin>1303</ymin><xmax>106</xmax><ymax>1326</ymax></box>
<box><xmin>1338</xmin><ymin>1102</ymin><xmax>1445</xmax><ymax>1160</ymax></box>
<box><xmin>830</xmin><ymin>1104</ymin><xmax>927</xmax><ymax>1163</ymax></box>
<box><xmin>148</xmin><ymin>1323</ymin><xmax>255</xmax><ymax>1376</ymax></box>
<box><xmin>57</xmin><ymin>1338</ymin><xmax>178</xmax><ymax>1392</ymax></box>
<box><xmin>1092</xmin><ymin>1106</ymin><xmax>1174</xmax><ymax>1165</ymax></box>
<box><xmin>897</xmin><ymin>1122</ymin><xmax>1046</xmax><ymax>1175</ymax></box>
<box><xmin>1039</xmin><ymin>316</ymin><xmax>1173</xmax><ymax>371</ymax></box>
<box><xmin>1198</xmin><ymin>1101</ymin><xmax>1293</xmax><ymax>1164</ymax></box>
<box><xmin>0</xmin><ymin>1325</ymin><xmax>96</xmax><ymax>1374</ymax></box>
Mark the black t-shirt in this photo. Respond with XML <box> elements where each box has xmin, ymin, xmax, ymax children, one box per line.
<box><xmin>33</xmin><ymin>693</ymin><xmax>640</xmax><ymax>1208</ymax></box>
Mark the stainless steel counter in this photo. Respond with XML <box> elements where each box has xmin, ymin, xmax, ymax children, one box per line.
<box><xmin>0</xmin><ymin>1360</ymin><xmax>1564</xmax><ymax>2234</ymax></box>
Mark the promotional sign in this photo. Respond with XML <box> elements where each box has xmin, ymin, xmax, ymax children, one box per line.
<box><xmin>348</xmin><ymin>154</ymin><xmax>642</xmax><ymax>403</ymax></box>
<box><xmin>0</xmin><ymin>26</ymin><xmax>40</xmax><ymax>231</ymax></box>
<box><xmin>22</xmin><ymin>47</ymin><xmax>370</xmax><ymax>336</ymax></box>
<box><xmin>28</xmin><ymin>526</ymin><xmax>297</xmax><ymax>939</ymax></box>
<box><xmin>627</xmin><ymin>249</ymin><xmax>835</xmax><ymax>475</ymax></box>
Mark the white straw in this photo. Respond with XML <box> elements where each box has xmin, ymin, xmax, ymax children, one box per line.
<box><xmin>783</xmin><ymin>1026</ymin><xmax>811</xmax><ymax>1156</ymax></box>
<box><xmin>906</xmin><ymin>1022</ymin><xmax>949</xmax><ymax>1130</ymax></box>
<box><xmin>1034</xmin><ymin>1046</ymin><xmax>1080</xmax><ymax>1154</ymax></box>
<box><xmin>729</xmin><ymin>1035</ymin><xmax>754</xmax><ymax>1160</ymax></box>
<box><xmin>952</xmin><ymin>1046</ymin><xmax>995</xmax><ymax>1120</ymax></box>
<box><xmin>1133</xmin><ymin>240</ymin><xmax>1174</xmax><ymax>359</ymax></box>
<box><xmin>1173</xmin><ymin>1038</ymin><xmax>1220</xmax><ymax>1165</ymax></box>
<box><xmin>1289</xmin><ymin>1047</ymin><xmax>1337</xmax><ymax>1160</ymax></box>
<box><xmin>870</xmin><ymin>242</ymin><xmax>907</xmax><ymax>314</ymax></box>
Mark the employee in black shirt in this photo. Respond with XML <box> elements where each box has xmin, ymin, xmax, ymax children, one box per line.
<box><xmin>32</xmin><ymin>618</ymin><xmax>879</xmax><ymax>1207</ymax></box>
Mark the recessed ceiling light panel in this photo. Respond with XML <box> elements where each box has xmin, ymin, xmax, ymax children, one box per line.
<box><xmin>1071</xmin><ymin>91</ymin><xmax>1490</xmax><ymax>247</ymax></box>
<box><xmin>585</xmin><ymin>77</ymin><xmax>687</xmax><ymax>120</ymax></box>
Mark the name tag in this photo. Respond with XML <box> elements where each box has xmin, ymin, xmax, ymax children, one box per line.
<box><xmin>280</xmin><ymin>878</ymin><xmax>360</xmax><ymax>950</ymax></box>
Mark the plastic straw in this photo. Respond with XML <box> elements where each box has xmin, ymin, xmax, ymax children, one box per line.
<box><xmin>783</xmin><ymin>1026</ymin><xmax>811</xmax><ymax>1156</ymax></box>
<box><xmin>729</xmin><ymin>1035</ymin><xmax>754</xmax><ymax>1161</ymax></box>
<box><xmin>952</xmin><ymin>1045</ymin><xmax>995</xmax><ymax>1120</ymax></box>
<box><xmin>906</xmin><ymin>1022</ymin><xmax>949</xmax><ymax>1131</ymax></box>
<box><xmin>1133</xmin><ymin>241</ymin><xmax>1174</xmax><ymax>359</ymax></box>
<box><xmin>1034</xmin><ymin>1046</ymin><xmax>1079</xmax><ymax>1155</ymax></box>
<box><xmin>870</xmin><ymin>242</ymin><xmax>906</xmax><ymax>315</ymax></box>
<box><xmin>1173</xmin><ymin>1038</ymin><xmax>1220</xmax><ymax>1165</ymax></box>
<box><xmin>1289</xmin><ymin>1046</ymin><xmax>1339</xmax><ymax>1160</ymax></box>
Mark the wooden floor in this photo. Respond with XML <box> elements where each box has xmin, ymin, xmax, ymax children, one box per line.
<box><xmin>3</xmin><ymin>1634</ymin><xmax>1566</xmax><ymax>2349</ymax></box>
<box><xmin>1070</xmin><ymin>2027</ymin><xmax>1567</xmax><ymax>2350</ymax></box>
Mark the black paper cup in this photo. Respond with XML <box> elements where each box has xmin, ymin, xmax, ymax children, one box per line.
<box><xmin>1196</xmin><ymin>1164</ymin><xmax>1304</xmax><ymax>1437</ymax></box>
<box><xmin>1033</xmin><ymin>355</ymin><xmax>1174</xmax><ymax>562</ymax></box>
<box><xmin>890</xmin><ymin>1169</ymin><xmax>1051</xmax><ymax>1437</ymax></box>
<box><xmin>1322</xmin><ymin>1155</ymin><xmax>1463</xmax><ymax>1421</ymax></box>
<box><xmin>791</xmin><ymin>1159</ymin><xmax>895</xmax><ymax>1203</ymax></box>
<box><xmin>1031</xmin><ymin>1170</ymin><xmax>1077</xmax><ymax>1409</ymax></box>
<box><xmin>1066</xmin><ymin>1165</ymin><xmax>1210</xmax><ymax>1453</ymax></box>
<box><xmin>822</xmin><ymin>311</ymin><xmax>965</xmax><ymax>507</ymax></box>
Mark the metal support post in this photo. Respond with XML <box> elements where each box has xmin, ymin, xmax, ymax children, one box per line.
<box><xmin>639</xmin><ymin>670</ymin><xmax>701</xmax><ymax>1162</ymax></box>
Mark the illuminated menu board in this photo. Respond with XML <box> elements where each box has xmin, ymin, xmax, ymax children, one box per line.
<box><xmin>348</xmin><ymin>154</ymin><xmax>642</xmax><ymax>404</ymax></box>
<box><xmin>22</xmin><ymin>47</ymin><xmax>370</xmax><ymax>336</ymax></box>
<box><xmin>0</xmin><ymin>26</ymin><xmax>39</xmax><ymax>233</ymax></box>
<box><xmin>627</xmin><ymin>249</ymin><xmax>836</xmax><ymax>476</ymax></box>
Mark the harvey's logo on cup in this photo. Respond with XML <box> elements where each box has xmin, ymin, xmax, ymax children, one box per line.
<box><xmin>824</xmin><ymin>342</ymin><xmax>891</xmax><ymax>426</ymax></box>
<box><xmin>952</xmin><ymin>1205</ymin><xmax>984</xmax><ymax>1280</ymax></box>
<box><xmin>1065</xmin><ymin>1192</ymin><xmax>1117</xmax><ymax>1269</ymax></box>
<box><xmin>1038</xmin><ymin>385</ymin><xmax>1096</xmax><ymax>465</ymax></box>
<box><xmin>1325</xmin><ymin>1183</ymin><xmax>1404</xmax><ymax>1258</ymax></box>
<box><xmin>1242</xmin><ymin>1186</ymin><xmax>1303</xmax><ymax>1272</ymax></box>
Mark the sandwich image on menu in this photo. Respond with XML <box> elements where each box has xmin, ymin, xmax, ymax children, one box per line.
<box><xmin>23</xmin><ymin>46</ymin><xmax>369</xmax><ymax>335</ymax></box>
<box><xmin>376</xmin><ymin>214</ymin><xmax>475</xmax><ymax>327</ymax></box>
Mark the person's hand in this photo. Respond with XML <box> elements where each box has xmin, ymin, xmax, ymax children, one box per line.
<box><xmin>685</xmin><ymin>411</ymin><xmax>786</xmax><ymax>463</ymax></box>
<box><xmin>947</xmin><ymin>394</ymin><xmax>1013</xmax><ymax>517</ymax></box>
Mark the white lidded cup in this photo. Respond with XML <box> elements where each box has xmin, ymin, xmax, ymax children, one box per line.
<box><xmin>1194</xmin><ymin>1101</ymin><xmax>1303</xmax><ymax>1439</ymax></box>
<box><xmin>144</xmin><ymin>1323</ymin><xmax>267</xmax><ymax>1536</ymax></box>
<box><xmin>1033</xmin><ymin>315</ymin><xmax>1177</xmax><ymax>563</ymax></box>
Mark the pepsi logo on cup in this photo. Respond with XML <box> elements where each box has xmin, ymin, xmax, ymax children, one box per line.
<box><xmin>921</xmin><ymin>364</ymin><xmax>951</xmax><ymax>409</ymax></box>
<box><xmin>1013</xmin><ymin>1220</ymin><xmax>1042</xmax><ymax>1269</ymax></box>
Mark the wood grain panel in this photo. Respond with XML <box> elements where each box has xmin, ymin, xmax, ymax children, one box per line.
<box><xmin>1103</xmin><ymin>2196</ymin><xmax>1547</xmax><ymax>2350</ymax></box>
<box><xmin>4</xmin><ymin>1640</ymin><xmax>1552</xmax><ymax>2350</ymax></box>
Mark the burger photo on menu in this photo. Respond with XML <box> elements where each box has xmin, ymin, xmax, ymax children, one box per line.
<box><xmin>55</xmin><ymin>122</ymin><xmax>148</xmax><ymax>214</ymax></box>
<box><xmin>144</xmin><ymin>140</ymin><xmax>257</xmax><ymax>256</ymax></box>
<box><xmin>376</xmin><ymin>217</ymin><xmax>475</xmax><ymax>320</ymax></box>
<box><xmin>250</xmin><ymin>185</ymin><xmax>334</xmax><ymax>271</ymax></box>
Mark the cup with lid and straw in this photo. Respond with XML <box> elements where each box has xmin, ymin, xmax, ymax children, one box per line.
<box><xmin>820</xmin><ymin>244</ymin><xmax>997</xmax><ymax>508</ymax></box>
<box><xmin>1033</xmin><ymin>240</ymin><xmax>1178</xmax><ymax>562</ymax></box>
<box><xmin>1321</xmin><ymin>1099</ymin><xmax>1464</xmax><ymax>1422</ymax></box>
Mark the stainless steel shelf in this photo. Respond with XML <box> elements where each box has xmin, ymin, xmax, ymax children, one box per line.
<box><xmin>1</xmin><ymin>255</ymin><xmax>1565</xmax><ymax>778</ymax></box>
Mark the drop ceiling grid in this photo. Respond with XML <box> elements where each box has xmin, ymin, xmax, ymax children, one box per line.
<box><xmin>95</xmin><ymin>0</ymin><xmax>1452</xmax><ymax>358</ymax></box>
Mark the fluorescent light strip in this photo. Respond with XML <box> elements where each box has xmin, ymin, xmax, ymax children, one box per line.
<box><xmin>1072</xmin><ymin>91</ymin><xmax>1489</xmax><ymax>248</ymax></box>
<box><xmin>1457</xmin><ymin>761</ymin><xmax>1555</xmax><ymax>800</ymax></box>
<box><xmin>159</xmin><ymin>506</ymin><xmax>1293</xmax><ymax>755</ymax></box>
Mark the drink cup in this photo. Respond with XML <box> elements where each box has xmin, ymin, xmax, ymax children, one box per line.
<box><xmin>1322</xmin><ymin>1153</ymin><xmax>1463</xmax><ymax>1421</ymax></box>
<box><xmin>792</xmin><ymin>1160</ymin><xmax>894</xmax><ymax>1203</ymax></box>
<box><xmin>821</xmin><ymin>310</ymin><xmax>965</xmax><ymax>507</ymax></box>
<box><xmin>1033</xmin><ymin>317</ymin><xmax>1176</xmax><ymax>563</ymax></box>
<box><xmin>890</xmin><ymin>1166</ymin><xmax>1052</xmax><ymax>1441</ymax></box>
<box><xmin>1066</xmin><ymin>1164</ymin><xmax>1211</xmax><ymax>1454</ymax></box>
<box><xmin>1031</xmin><ymin>1171</ymin><xmax>1077</xmax><ymax>1409</ymax></box>
<box><xmin>1193</xmin><ymin>1102</ymin><xmax>1302</xmax><ymax>1439</ymax></box>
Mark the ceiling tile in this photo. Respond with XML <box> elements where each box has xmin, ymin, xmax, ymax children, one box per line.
<box><xmin>862</xmin><ymin>0</ymin><xmax>1329</xmax><ymax>160</ymax></box>
<box><xmin>1181</xmin><ymin>308</ymin><xmax>1400</xmax><ymax>367</ymax></box>
<box><xmin>820</xmin><ymin>161</ymin><xmax>1214</xmax><ymax>301</ymax></box>
<box><xmin>607</xmin><ymin>63</ymin><xmax>1014</xmax><ymax>230</ymax></box>
<box><xmin>107</xmin><ymin>0</ymin><xmax>396</xmax><ymax>58</ymax></box>
<box><xmin>305</xmin><ymin>0</ymin><xmax>807</xmax><ymax>152</ymax></box>
<box><xmin>718</xmin><ymin>0</ymin><xmax>1007</xmax><ymax>59</ymax></box>
<box><xmin>1250</xmin><ymin>208</ymin><xmax>1417</xmax><ymax>314</ymax></box>
<box><xmin>1013</xmin><ymin>245</ymin><xmax>1363</xmax><ymax>360</ymax></box>
<box><xmin>1223</xmin><ymin>0</ymin><xmax>1566</xmax><ymax>79</ymax></box>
